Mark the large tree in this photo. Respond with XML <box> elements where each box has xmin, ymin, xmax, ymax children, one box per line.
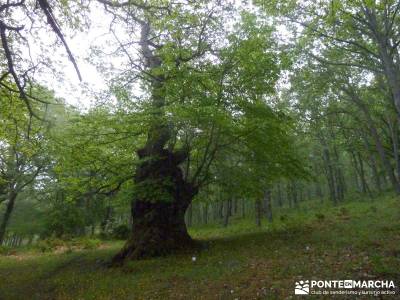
<box><xmin>76</xmin><ymin>1</ymin><xmax>301</xmax><ymax>264</ymax></box>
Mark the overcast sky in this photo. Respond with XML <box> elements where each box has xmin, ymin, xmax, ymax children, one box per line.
<box><xmin>33</xmin><ymin>4</ymin><xmax>112</xmax><ymax>109</ymax></box>
<box><xmin>30</xmin><ymin>1</ymin><xmax>287</xmax><ymax>110</ymax></box>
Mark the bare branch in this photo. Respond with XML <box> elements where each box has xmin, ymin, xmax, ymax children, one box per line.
<box><xmin>38</xmin><ymin>0</ymin><xmax>82</xmax><ymax>81</ymax></box>
<box><xmin>97</xmin><ymin>0</ymin><xmax>170</xmax><ymax>11</ymax></box>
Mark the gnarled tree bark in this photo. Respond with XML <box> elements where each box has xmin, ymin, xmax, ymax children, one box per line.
<box><xmin>112</xmin><ymin>148</ymin><xmax>198</xmax><ymax>265</ymax></box>
<box><xmin>111</xmin><ymin>19</ymin><xmax>199</xmax><ymax>265</ymax></box>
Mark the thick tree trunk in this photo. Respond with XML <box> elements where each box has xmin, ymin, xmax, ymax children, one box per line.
<box><xmin>111</xmin><ymin>148</ymin><xmax>197</xmax><ymax>265</ymax></box>
<box><xmin>185</xmin><ymin>204</ymin><xmax>193</xmax><ymax>227</ymax></box>
<box><xmin>110</xmin><ymin>19</ymin><xmax>200</xmax><ymax>265</ymax></box>
<box><xmin>376</xmin><ymin>38</ymin><xmax>400</xmax><ymax>119</ymax></box>
<box><xmin>362</xmin><ymin>7</ymin><xmax>400</xmax><ymax>119</ymax></box>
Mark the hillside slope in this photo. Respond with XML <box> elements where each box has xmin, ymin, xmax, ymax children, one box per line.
<box><xmin>0</xmin><ymin>195</ymin><xmax>399</xmax><ymax>299</ymax></box>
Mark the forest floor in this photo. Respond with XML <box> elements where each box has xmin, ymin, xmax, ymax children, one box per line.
<box><xmin>0</xmin><ymin>195</ymin><xmax>400</xmax><ymax>299</ymax></box>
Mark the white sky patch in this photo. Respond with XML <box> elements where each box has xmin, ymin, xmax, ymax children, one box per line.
<box><xmin>31</xmin><ymin>5</ymin><xmax>113</xmax><ymax>109</ymax></box>
<box><xmin>25</xmin><ymin>0</ymin><xmax>291</xmax><ymax>110</ymax></box>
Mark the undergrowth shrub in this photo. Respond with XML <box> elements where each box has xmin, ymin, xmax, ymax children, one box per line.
<box><xmin>0</xmin><ymin>246</ymin><xmax>13</xmax><ymax>256</ymax></box>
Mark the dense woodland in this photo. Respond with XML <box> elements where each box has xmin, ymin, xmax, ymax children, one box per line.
<box><xmin>0</xmin><ymin>0</ymin><xmax>400</xmax><ymax>274</ymax></box>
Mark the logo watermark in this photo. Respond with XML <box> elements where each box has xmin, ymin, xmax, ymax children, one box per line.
<box><xmin>295</xmin><ymin>280</ymin><xmax>310</xmax><ymax>295</ymax></box>
<box><xmin>295</xmin><ymin>280</ymin><xmax>397</xmax><ymax>296</ymax></box>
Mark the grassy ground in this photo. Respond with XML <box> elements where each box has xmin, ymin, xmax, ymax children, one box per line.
<box><xmin>0</xmin><ymin>195</ymin><xmax>400</xmax><ymax>299</ymax></box>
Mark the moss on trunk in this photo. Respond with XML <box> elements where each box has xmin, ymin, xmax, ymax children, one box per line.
<box><xmin>112</xmin><ymin>148</ymin><xmax>197</xmax><ymax>265</ymax></box>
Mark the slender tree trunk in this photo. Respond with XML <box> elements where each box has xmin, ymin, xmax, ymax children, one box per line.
<box><xmin>255</xmin><ymin>199</ymin><xmax>262</xmax><ymax>227</ymax></box>
<box><xmin>277</xmin><ymin>182</ymin><xmax>283</xmax><ymax>207</ymax></box>
<box><xmin>357</xmin><ymin>152</ymin><xmax>372</xmax><ymax>198</ymax></box>
<box><xmin>0</xmin><ymin>191</ymin><xmax>17</xmax><ymax>245</ymax></box>
<box><xmin>316</xmin><ymin>181</ymin><xmax>323</xmax><ymax>202</ymax></box>
<box><xmin>313</xmin><ymin>162</ymin><xmax>324</xmax><ymax>202</ymax></box>
<box><xmin>322</xmin><ymin>147</ymin><xmax>337</xmax><ymax>204</ymax></box>
<box><xmin>330</xmin><ymin>125</ymin><xmax>345</xmax><ymax>201</ymax></box>
<box><xmin>354</xmin><ymin>151</ymin><xmax>367</xmax><ymax>194</ymax></box>
<box><xmin>361</xmin><ymin>132</ymin><xmax>382</xmax><ymax>192</ymax></box>
<box><xmin>367</xmin><ymin>117</ymin><xmax>400</xmax><ymax>194</ymax></box>
<box><xmin>350</xmin><ymin>150</ymin><xmax>362</xmax><ymax>192</ymax></box>
<box><xmin>11</xmin><ymin>235</ymin><xmax>16</xmax><ymax>247</ymax></box>
<box><xmin>263</xmin><ymin>189</ymin><xmax>273</xmax><ymax>223</ymax></box>
<box><xmin>388</xmin><ymin>117</ymin><xmax>400</xmax><ymax>181</ymax></box>
<box><xmin>306</xmin><ymin>187</ymin><xmax>312</xmax><ymax>201</ymax></box>
<box><xmin>211</xmin><ymin>203</ymin><xmax>217</xmax><ymax>221</ymax></box>
<box><xmin>344</xmin><ymin>88</ymin><xmax>400</xmax><ymax>194</ymax></box>
<box><xmin>218</xmin><ymin>201</ymin><xmax>224</xmax><ymax>219</ymax></box>
<box><xmin>202</xmin><ymin>203</ymin><xmax>208</xmax><ymax>225</ymax></box>
<box><xmin>336</xmin><ymin>163</ymin><xmax>346</xmax><ymax>201</ymax></box>
<box><xmin>298</xmin><ymin>184</ymin><xmax>303</xmax><ymax>203</ymax></box>
<box><xmin>100</xmin><ymin>206</ymin><xmax>113</xmax><ymax>234</ymax></box>
<box><xmin>233</xmin><ymin>198</ymin><xmax>238</xmax><ymax>215</ymax></box>
<box><xmin>369</xmin><ymin>153</ymin><xmax>382</xmax><ymax>193</ymax></box>
<box><xmin>362</xmin><ymin>7</ymin><xmax>400</xmax><ymax>119</ymax></box>
<box><xmin>287</xmin><ymin>182</ymin><xmax>292</xmax><ymax>208</ymax></box>
<box><xmin>223</xmin><ymin>199</ymin><xmax>232</xmax><ymax>227</ymax></box>
<box><xmin>292</xmin><ymin>181</ymin><xmax>299</xmax><ymax>207</ymax></box>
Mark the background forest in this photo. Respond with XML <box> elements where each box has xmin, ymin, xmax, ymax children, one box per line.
<box><xmin>0</xmin><ymin>0</ymin><xmax>400</xmax><ymax>299</ymax></box>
